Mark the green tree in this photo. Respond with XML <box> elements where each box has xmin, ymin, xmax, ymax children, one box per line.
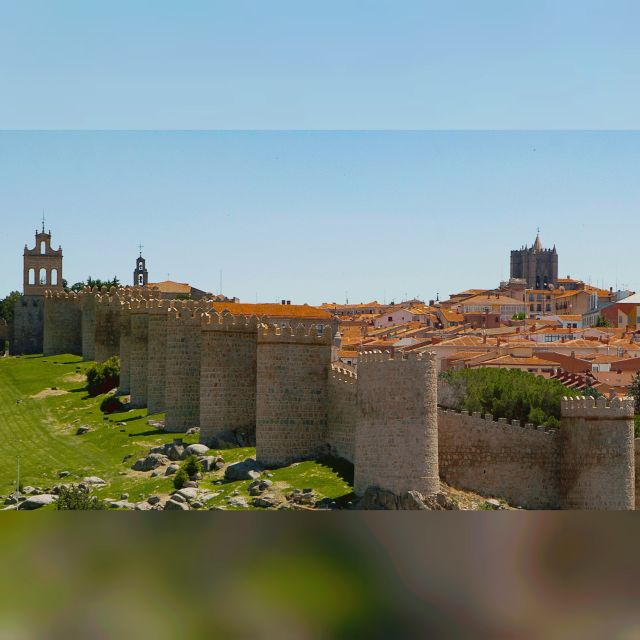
<box><xmin>595</xmin><ymin>315</ymin><xmax>610</xmax><ymax>327</ymax></box>
<box><xmin>56</xmin><ymin>484</ymin><xmax>108</xmax><ymax>510</ymax></box>
<box><xmin>182</xmin><ymin>455</ymin><xmax>202</xmax><ymax>478</ymax></box>
<box><xmin>173</xmin><ymin>468</ymin><xmax>189</xmax><ymax>490</ymax></box>
<box><xmin>0</xmin><ymin>291</ymin><xmax>22</xmax><ymax>324</ymax></box>
<box><xmin>86</xmin><ymin>356</ymin><xmax>120</xmax><ymax>395</ymax></box>
<box><xmin>439</xmin><ymin>367</ymin><xmax>580</xmax><ymax>427</ymax></box>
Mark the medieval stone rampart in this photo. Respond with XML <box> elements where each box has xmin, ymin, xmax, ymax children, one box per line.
<box><xmin>146</xmin><ymin>299</ymin><xmax>170</xmax><ymax>415</ymax></box>
<box><xmin>327</xmin><ymin>363</ymin><xmax>357</xmax><ymax>463</ymax></box>
<box><xmin>129</xmin><ymin>300</ymin><xmax>150</xmax><ymax>409</ymax></box>
<box><xmin>164</xmin><ymin>301</ymin><xmax>208</xmax><ymax>432</ymax></box>
<box><xmin>438</xmin><ymin>409</ymin><xmax>560</xmax><ymax>508</ymax></box>
<box><xmin>354</xmin><ymin>351</ymin><xmax>439</xmax><ymax>497</ymax></box>
<box><xmin>43</xmin><ymin>291</ymin><xmax>82</xmax><ymax>356</ymax></box>
<box><xmin>94</xmin><ymin>288</ymin><xmax>122</xmax><ymax>363</ymax></box>
<box><xmin>80</xmin><ymin>287</ymin><xmax>98</xmax><ymax>360</ymax></box>
<box><xmin>560</xmin><ymin>396</ymin><xmax>635</xmax><ymax>510</ymax></box>
<box><xmin>200</xmin><ymin>312</ymin><xmax>259</xmax><ymax>445</ymax></box>
<box><xmin>12</xmin><ymin>296</ymin><xmax>44</xmax><ymax>355</ymax></box>
<box><xmin>118</xmin><ymin>301</ymin><xmax>132</xmax><ymax>394</ymax></box>
<box><xmin>255</xmin><ymin>323</ymin><xmax>332</xmax><ymax>466</ymax></box>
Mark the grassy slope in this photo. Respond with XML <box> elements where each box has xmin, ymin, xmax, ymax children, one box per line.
<box><xmin>0</xmin><ymin>355</ymin><xmax>353</xmax><ymax>508</ymax></box>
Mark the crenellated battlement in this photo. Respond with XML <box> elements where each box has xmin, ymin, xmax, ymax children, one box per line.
<box><xmin>437</xmin><ymin>407</ymin><xmax>556</xmax><ymax>438</ymax></box>
<box><xmin>561</xmin><ymin>395</ymin><xmax>635</xmax><ymax>418</ymax></box>
<box><xmin>359</xmin><ymin>349</ymin><xmax>435</xmax><ymax>364</ymax></box>
<box><xmin>45</xmin><ymin>290</ymin><xmax>80</xmax><ymax>301</ymax></box>
<box><xmin>201</xmin><ymin>311</ymin><xmax>259</xmax><ymax>332</ymax></box>
<box><xmin>258</xmin><ymin>322</ymin><xmax>332</xmax><ymax>344</ymax></box>
<box><xmin>329</xmin><ymin>362</ymin><xmax>357</xmax><ymax>386</ymax></box>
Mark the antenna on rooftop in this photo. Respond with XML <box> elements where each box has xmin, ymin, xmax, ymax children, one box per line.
<box><xmin>138</xmin><ymin>243</ymin><xmax>144</xmax><ymax>257</ymax></box>
<box><xmin>41</xmin><ymin>210</ymin><xmax>46</xmax><ymax>233</ymax></box>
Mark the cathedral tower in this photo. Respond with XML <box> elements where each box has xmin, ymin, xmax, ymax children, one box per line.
<box><xmin>510</xmin><ymin>232</ymin><xmax>558</xmax><ymax>289</ymax></box>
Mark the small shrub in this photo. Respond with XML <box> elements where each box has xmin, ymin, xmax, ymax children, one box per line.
<box><xmin>86</xmin><ymin>356</ymin><xmax>120</xmax><ymax>396</ymax></box>
<box><xmin>100</xmin><ymin>394</ymin><xmax>124</xmax><ymax>414</ymax></box>
<box><xmin>182</xmin><ymin>455</ymin><xmax>201</xmax><ymax>478</ymax></box>
<box><xmin>173</xmin><ymin>468</ymin><xmax>188</xmax><ymax>490</ymax></box>
<box><xmin>56</xmin><ymin>484</ymin><xmax>108</xmax><ymax>510</ymax></box>
<box><xmin>544</xmin><ymin>415</ymin><xmax>560</xmax><ymax>429</ymax></box>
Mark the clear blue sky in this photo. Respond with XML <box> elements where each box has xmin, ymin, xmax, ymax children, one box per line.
<box><xmin>1</xmin><ymin>131</ymin><xmax>639</xmax><ymax>304</ymax></box>
<box><xmin>0</xmin><ymin>1</ymin><xmax>639</xmax><ymax>128</ymax></box>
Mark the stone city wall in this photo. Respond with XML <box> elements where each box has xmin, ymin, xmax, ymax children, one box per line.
<box><xmin>43</xmin><ymin>291</ymin><xmax>82</xmax><ymax>356</ymax></box>
<box><xmin>438</xmin><ymin>409</ymin><xmax>560</xmax><ymax>508</ymax></box>
<box><xmin>560</xmin><ymin>396</ymin><xmax>635</xmax><ymax>510</ymax></box>
<box><xmin>326</xmin><ymin>363</ymin><xmax>357</xmax><ymax>463</ymax></box>
<box><xmin>146</xmin><ymin>299</ymin><xmax>170</xmax><ymax>415</ymax></box>
<box><xmin>164</xmin><ymin>301</ymin><xmax>208</xmax><ymax>432</ymax></box>
<box><xmin>354</xmin><ymin>351</ymin><xmax>439</xmax><ymax>497</ymax></box>
<box><xmin>255</xmin><ymin>324</ymin><xmax>333</xmax><ymax>466</ymax></box>
<box><xmin>129</xmin><ymin>300</ymin><xmax>150</xmax><ymax>409</ymax></box>
<box><xmin>200</xmin><ymin>312</ymin><xmax>259</xmax><ymax>446</ymax></box>
<box><xmin>80</xmin><ymin>288</ymin><xmax>97</xmax><ymax>361</ymax></box>
<box><xmin>13</xmin><ymin>296</ymin><xmax>44</xmax><ymax>355</ymax></box>
<box><xmin>94</xmin><ymin>290</ymin><xmax>122</xmax><ymax>364</ymax></box>
<box><xmin>118</xmin><ymin>301</ymin><xmax>132</xmax><ymax>394</ymax></box>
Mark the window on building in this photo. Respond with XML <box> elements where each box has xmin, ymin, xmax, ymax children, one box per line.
<box><xmin>138</xmin><ymin>262</ymin><xmax>144</xmax><ymax>271</ymax></box>
<box><xmin>537</xmin><ymin>304</ymin><xmax>542</xmax><ymax>312</ymax></box>
<box><xmin>40</xmin><ymin>241</ymin><xmax>46</xmax><ymax>255</ymax></box>
<box><xmin>28</xmin><ymin>268</ymin><xmax>35</xmax><ymax>285</ymax></box>
<box><xmin>138</xmin><ymin>274</ymin><xmax>144</xmax><ymax>285</ymax></box>
<box><xmin>39</xmin><ymin>268</ymin><xmax>47</xmax><ymax>285</ymax></box>
<box><xmin>388</xmin><ymin>316</ymin><xmax>393</xmax><ymax>322</ymax></box>
<box><xmin>51</xmin><ymin>269</ymin><xmax>58</xmax><ymax>286</ymax></box>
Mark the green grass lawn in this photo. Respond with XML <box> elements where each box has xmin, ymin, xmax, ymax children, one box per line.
<box><xmin>0</xmin><ymin>355</ymin><xmax>353</xmax><ymax>508</ymax></box>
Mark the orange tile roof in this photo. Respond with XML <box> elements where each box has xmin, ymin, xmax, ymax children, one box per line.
<box><xmin>209</xmin><ymin>302</ymin><xmax>333</xmax><ymax>319</ymax></box>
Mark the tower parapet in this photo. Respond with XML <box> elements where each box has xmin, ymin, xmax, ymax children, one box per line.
<box><xmin>199</xmin><ymin>311</ymin><xmax>260</xmax><ymax>446</ymax></box>
<box><xmin>560</xmin><ymin>396</ymin><xmax>635</xmax><ymax>510</ymax></box>
<box><xmin>354</xmin><ymin>350</ymin><xmax>439</xmax><ymax>498</ymax></box>
<box><xmin>165</xmin><ymin>300</ymin><xmax>210</xmax><ymax>432</ymax></box>
<box><xmin>255</xmin><ymin>323</ymin><xmax>333</xmax><ymax>466</ymax></box>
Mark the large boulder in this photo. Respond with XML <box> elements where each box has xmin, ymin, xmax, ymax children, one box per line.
<box><xmin>132</xmin><ymin>453</ymin><xmax>170</xmax><ymax>472</ymax></box>
<box><xmin>183</xmin><ymin>444</ymin><xmax>209</xmax><ymax>458</ymax></box>
<box><xmin>175</xmin><ymin>487</ymin><xmax>199</xmax><ymax>502</ymax></box>
<box><xmin>356</xmin><ymin>488</ymin><xmax>454</xmax><ymax>510</ymax></box>
<box><xmin>21</xmin><ymin>494</ymin><xmax>57</xmax><ymax>510</ymax></box>
<box><xmin>164</xmin><ymin>498</ymin><xmax>189</xmax><ymax>511</ymax></box>
<box><xmin>200</xmin><ymin>456</ymin><xmax>225</xmax><ymax>472</ymax></box>
<box><xmin>164</xmin><ymin>442</ymin><xmax>185</xmax><ymax>462</ymax></box>
<box><xmin>82</xmin><ymin>476</ymin><xmax>106</xmax><ymax>486</ymax></box>
<box><xmin>224</xmin><ymin>458</ymin><xmax>261</xmax><ymax>482</ymax></box>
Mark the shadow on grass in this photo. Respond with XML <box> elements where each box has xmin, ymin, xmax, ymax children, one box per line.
<box><xmin>128</xmin><ymin>429</ymin><xmax>164</xmax><ymax>438</ymax></box>
<box><xmin>315</xmin><ymin>455</ymin><xmax>355</xmax><ymax>486</ymax></box>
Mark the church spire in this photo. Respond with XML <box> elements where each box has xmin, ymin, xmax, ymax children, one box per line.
<box><xmin>533</xmin><ymin>229</ymin><xmax>543</xmax><ymax>252</ymax></box>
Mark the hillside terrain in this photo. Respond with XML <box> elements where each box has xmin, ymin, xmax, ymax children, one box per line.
<box><xmin>0</xmin><ymin>355</ymin><xmax>509</xmax><ymax>510</ymax></box>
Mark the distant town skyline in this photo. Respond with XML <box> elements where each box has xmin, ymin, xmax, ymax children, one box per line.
<box><xmin>1</xmin><ymin>130</ymin><xmax>639</xmax><ymax>305</ymax></box>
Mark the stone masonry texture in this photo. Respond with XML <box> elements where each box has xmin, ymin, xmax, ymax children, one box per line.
<box><xmin>146</xmin><ymin>300</ymin><xmax>170</xmax><ymax>415</ymax></box>
<box><xmin>326</xmin><ymin>364</ymin><xmax>357</xmax><ymax>463</ymax></box>
<box><xmin>164</xmin><ymin>302</ymin><xmax>206</xmax><ymax>432</ymax></box>
<box><xmin>256</xmin><ymin>324</ymin><xmax>332</xmax><ymax>466</ymax></box>
<box><xmin>560</xmin><ymin>396</ymin><xmax>635</xmax><ymax>510</ymax></box>
<box><xmin>200</xmin><ymin>313</ymin><xmax>259</xmax><ymax>445</ymax></box>
<box><xmin>43</xmin><ymin>292</ymin><xmax>82</xmax><ymax>356</ymax></box>
<box><xmin>354</xmin><ymin>351</ymin><xmax>439</xmax><ymax>497</ymax></box>
<box><xmin>129</xmin><ymin>302</ymin><xmax>149</xmax><ymax>409</ymax></box>
<box><xmin>438</xmin><ymin>409</ymin><xmax>560</xmax><ymax>508</ymax></box>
